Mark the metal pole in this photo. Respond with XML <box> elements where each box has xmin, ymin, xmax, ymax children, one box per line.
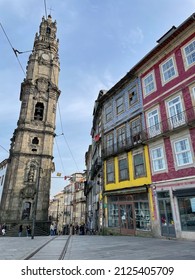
<box><xmin>31</xmin><ymin>166</ymin><xmax>41</xmax><ymax>239</ymax></box>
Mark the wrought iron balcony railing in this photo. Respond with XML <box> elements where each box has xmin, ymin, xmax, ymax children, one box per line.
<box><xmin>102</xmin><ymin>106</ymin><xmax>195</xmax><ymax>158</ymax></box>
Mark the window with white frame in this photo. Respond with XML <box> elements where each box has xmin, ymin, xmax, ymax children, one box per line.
<box><xmin>105</xmin><ymin>104</ymin><xmax>112</xmax><ymax>122</ymax></box>
<box><xmin>192</xmin><ymin>86</ymin><xmax>195</xmax><ymax>101</ymax></box>
<box><xmin>183</xmin><ymin>39</ymin><xmax>195</xmax><ymax>67</ymax></box>
<box><xmin>167</xmin><ymin>95</ymin><xmax>185</xmax><ymax>128</ymax></box>
<box><xmin>174</xmin><ymin>138</ymin><xmax>193</xmax><ymax>167</ymax></box>
<box><xmin>147</xmin><ymin>108</ymin><xmax>161</xmax><ymax>137</ymax></box>
<box><xmin>161</xmin><ymin>57</ymin><xmax>177</xmax><ymax>83</ymax></box>
<box><xmin>151</xmin><ymin>146</ymin><xmax>166</xmax><ymax>172</ymax></box>
<box><xmin>116</xmin><ymin>96</ymin><xmax>124</xmax><ymax>115</ymax></box>
<box><xmin>143</xmin><ymin>71</ymin><xmax>156</xmax><ymax>95</ymax></box>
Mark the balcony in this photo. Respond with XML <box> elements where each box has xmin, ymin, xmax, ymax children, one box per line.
<box><xmin>90</xmin><ymin>156</ymin><xmax>102</xmax><ymax>179</ymax></box>
<box><xmin>102</xmin><ymin>133</ymin><xmax>143</xmax><ymax>159</ymax></box>
<box><xmin>102</xmin><ymin>107</ymin><xmax>195</xmax><ymax>158</ymax></box>
<box><xmin>143</xmin><ymin>106</ymin><xmax>195</xmax><ymax>142</ymax></box>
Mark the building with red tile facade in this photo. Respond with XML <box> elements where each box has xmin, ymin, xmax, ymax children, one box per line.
<box><xmin>138</xmin><ymin>13</ymin><xmax>195</xmax><ymax>239</ymax></box>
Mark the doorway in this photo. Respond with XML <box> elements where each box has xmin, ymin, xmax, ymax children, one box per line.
<box><xmin>158</xmin><ymin>192</ymin><xmax>176</xmax><ymax>237</ymax></box>
<box><xmin>119</xmin><ymin>203</ymin><xmax>135</xmax><ymax>234</ymax></box>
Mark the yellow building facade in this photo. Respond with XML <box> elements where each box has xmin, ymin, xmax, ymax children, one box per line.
<box><xmin>103</xmin><ymin>145</ymin><xmax>155</xmax><ymax>236</ymax></box>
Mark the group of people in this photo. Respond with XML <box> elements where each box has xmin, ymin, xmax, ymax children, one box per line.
<box><xmin>0</xmin><ymin>223</ymin><xmax>31</xmax><ymax>237</ymax></box>
<box><xmin>18</xmin><ymin>224</ymin><xmax>31</xmax><ymax>237</ymax></box>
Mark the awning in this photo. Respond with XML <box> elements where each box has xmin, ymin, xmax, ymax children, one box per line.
<box><xmin>104</xmin><ymin>186</ymin><xmax>148</xmax><ymax>196</ymax></box>
<box><xmin>173</xmin><ymin>188</ymin><xmax>195</xmax><ymax>197</ymax></box>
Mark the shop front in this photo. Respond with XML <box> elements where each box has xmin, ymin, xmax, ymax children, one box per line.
<box><xmin>105</xmin><ymin>187</ymin><xmax>152</xmax><ymax>236</ymax></box>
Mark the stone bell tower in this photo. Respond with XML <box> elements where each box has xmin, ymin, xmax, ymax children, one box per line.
<box><xmin>0</xmin><ymin>15</ymin><xmax>60</xmax><ymax>229</ymax></box>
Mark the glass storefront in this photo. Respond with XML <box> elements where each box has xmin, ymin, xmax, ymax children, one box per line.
<box><xmin>178</xmin><ymin>196</ymin><xmax>195</xmax><ymax>231</ymax></box>
<box><xmin>107</xmin><ymin>193</ymin><xmax>151</xmax><ymax>232</ymax></box>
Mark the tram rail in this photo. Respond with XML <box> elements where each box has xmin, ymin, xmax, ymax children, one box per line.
<box><xmin>24</xmin><ymin>235</ymin><xmax>71</xmax><ymax>260</ymax></box>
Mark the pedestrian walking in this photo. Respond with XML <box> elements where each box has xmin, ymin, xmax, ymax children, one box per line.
<box><xmin>26</xmin><ymin>225</ymin><xmax>31</xmax><ymax>237</ymax></box>
<box><xmin>1</xmin><ymin>223</ymin><xmax>6</xmax><ymax>236</ymax></box>
<box><xmin>50</xmin><ymin>223</ymin><xmax>55</xmax><ymax>236</ymax></box>
<box><xmin>18</xmin><ymin>224</ymin><xmax>23</xmax><ymax>237</ymax></box>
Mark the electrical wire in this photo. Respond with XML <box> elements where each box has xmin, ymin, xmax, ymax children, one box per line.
<box><xmin>54</xmin><ymin>137</ymin><xmax>66</xmax><ymax>174</ymax></box>
<box><xmin>56</xmin><ymin>101</ymin><xmax>80</xmax><ymax>172</ymax></box>
<box><xmin>0</xmin><ymin>22</ymin><xmax>26</xmax><ymax>75</ymax></box>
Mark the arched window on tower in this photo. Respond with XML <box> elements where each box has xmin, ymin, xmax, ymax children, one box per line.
<box><xmin>46</xmin><ymin>26</ymin><xmax>51</xmax><ymax>35</ymax></box>
<box><xmin>34</xmin><ymin>102</ymin><xmax>44</xmax><ymax>121</ymax></box>
<box><xmin>32</xmin><ymin>137</ymin><xmax>39</xmax><ymax>145</ymax></box>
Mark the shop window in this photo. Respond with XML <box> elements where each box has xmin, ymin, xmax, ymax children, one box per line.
<box><xmin>108</xmin><ymin>203</ymin><xmax>119</xmax><ymax>227</ymax></box>
<box><xmin>135</xmin><ymin>202</ymin><xmax>151</xmax><ymax>231</ymax></box>
<box><xmin>178</xmin><ymin>196</ymin><xmax>195</xmax><ymax>231</ymax></box>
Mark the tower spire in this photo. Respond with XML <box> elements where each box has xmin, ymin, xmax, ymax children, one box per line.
<box><xmin>0</xmin><ymin>16</ymin><xmax>61</xmax><ymax>233</ymax></box>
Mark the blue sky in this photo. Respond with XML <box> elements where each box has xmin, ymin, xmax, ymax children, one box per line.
<box><xmin>0</xmin><ymin>0</ymin><xmax>195</xmax><ymax>198</ymax></box>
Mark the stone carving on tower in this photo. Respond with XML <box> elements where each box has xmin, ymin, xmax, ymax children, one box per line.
<box><xmin>0</xmin><ymin>15</ymin><xmax>60</xmax><ymax>228</ymax></box>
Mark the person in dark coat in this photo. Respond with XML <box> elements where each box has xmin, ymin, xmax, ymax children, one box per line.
<box><xmin>18</xmin><ymin>224</ymin><xmax>23</xmax><ymax>237</ymax></box>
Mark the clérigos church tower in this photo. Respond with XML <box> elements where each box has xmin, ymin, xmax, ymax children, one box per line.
<box><xmin>0</xmin><ymin>15</ymin><xmax>60</xmax><ymax>233</ymax></box>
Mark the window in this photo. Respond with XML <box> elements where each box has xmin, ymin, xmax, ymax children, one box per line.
<box><xmin>106</xmin><ymin>132</ymin><xmax>113</xmax><ymax>154</ymax></box>
<box><xmin>174</xmin><ymin>138</ymin><xmax>193</xmax><ymax>166</ymax></box>
<box><xmin>151</xmin><ymin>146</ymin><xmax>166</xmax><ymax>172</ymax></box>
<box><xmin>116</xmin><ymin>96</ymin><xmax>124</xmax><ymax>115</ymax></box>
<box><xmin>106</xmin><ymin>159</ymin><xmax>115</xmax><ymax>183</ymax></box>
<box><xmin>178</xmin><ymin>196</ymin><xmax>195</xmax><ymax>231</ymax></box>
<box><xmin>105</xmin><ymin>104</ymin><xmax>112</xmax><ymax>122</ymax></box>
<box><xmin>117</xmin><ymin>125</ymin><xmax>126</xmax><ymax>148</ymax></box>
<box><xmin>161</xmin><ymin>57</ymin><xmax>177</xmax><ymax>83</ymax></box>
<box><xmin>108</xmin><ymin>197</ymin><xmax>119</xmax><ymax>227</ymax></box>
<box><xmin>192</xmin><ymin>86</ymin><xmax>195</xmax><ymax>100</ymax></box>
<box><xmin>183</xmin><ymin>39</ymin><xmax>195</xmax><ymax>67</ymax></box>
<box><xmin>129</xmin><ymin>86</ymin><xmax>138</xmax><ymax>106</ymax></box>
<box><xmin>118</xmin><ymin>155</ymin><xmax>129</xmax><ymax>181</ymax></box>
<box><xmin>133</xmin><ymin>152</ymin><xmax>146</xmax><ymax>178</ymax></box>
<box><xmin>130</xmin><ymin>117</ymin><xmax>141</xmax><ymax>144</ymax></box>
<box><xmin>32</xmin><ymin>137</ymin><xmax>39</xmax><ymax>145</ymax></box>
<box><xmin>143</xmin><ymin>71</ymin><xmax>156</xmax><ymax>95</ymax></box>
<box><xmin>167</xmin><ymin>96</ymin><xmax>185</xmax><ymax>128</ymax></box>
<box><xmin>135</xmin><ymin>202</ymin><xmax>151</xmax><ymax>231</ymax></box>
<box><xmin>147</xmin><ymin>108</ymin><xmax>161</xmax><ymax>137</ymax></box>
<box><xmin>46</xmin><ymin>27</ymin><xmax>51</xmax><ymax>34</ymax></box>
<box><xmin>34</xmin><ymin>102</ymin><xmax>44</xmax><ymax>121</ymax></box>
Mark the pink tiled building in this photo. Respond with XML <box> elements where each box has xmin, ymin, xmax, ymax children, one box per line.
<box><xmin>138</xmin><ymin>13</ymin><xmax>195</xmax><ymax>239</ymax></box>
